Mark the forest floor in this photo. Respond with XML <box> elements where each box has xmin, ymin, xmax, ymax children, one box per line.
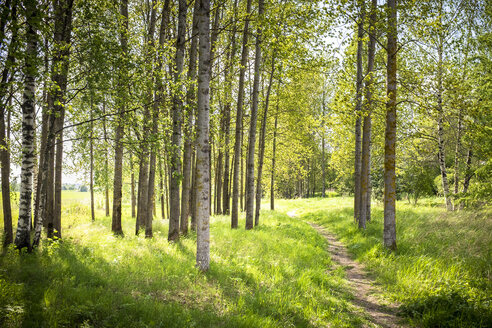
<box><xmin>278</xmin><ymin>197</ymin><xmax>492</xmax><ymax>328</ymax></box>
<box><xmin>287</xmin><ymin>209</ymin><xmax>405</xmax><ymax>328</ymax></box>
<box><xmin>0</xmin><ymin>193</ymin><xmax>491</xmax><ymax>327</ymax></box>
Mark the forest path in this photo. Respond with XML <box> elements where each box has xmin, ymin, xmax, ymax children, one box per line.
<box><xmin>286</xmin><ymin>211</ymin><xmax>407</xmax><ymax>328</ymax></box>
<box><xmin>309</xmin><ymin>222</ymin><xmax>407</xmax><ymax>328</ymax></box>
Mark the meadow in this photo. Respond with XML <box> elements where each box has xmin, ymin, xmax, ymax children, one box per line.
<box><xmin>0</xmin><ymin>192</ymin><xmax>491</xmax><ymax>327</ymax></box>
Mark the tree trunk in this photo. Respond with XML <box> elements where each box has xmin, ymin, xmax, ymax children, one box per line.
<box><xmin>169</xmin><ymin>0</ymin><xmax>187</xmax><ymax>241</ymax></box>
<box><xmin>255</xmin><ymin>57</ymin><xmax>275</xmax><ymax>226</ymax></box>
<box><xmin>359</xmin><ymin>0</ymin><xmax>376</xmax><ymax>229</ymax></box>
<box><xmin>453</xmin><ymin>107</ymin><xmax>462</xmax><ymax>210</ymax></box>
<box><xmin>136</xmin><ymin>0</ymin><xmax>157</xmax><ymax>236</ymax></box>
<box><xmin>0</xmin><ymin>1</ymin><xmax>16</xmax><ymax>246</ymax></box>
<box><xmin>321</xmin><ymin>91</ymin><xmax>326</xmax><ymax>198</ymax></box>
<box><xmin>181</xmin><ymin>0</ymin><xmax>199</xmax><ymax>234</ymax></box>
<box><xmin>270</xmin><ymin>97</ymin><xmax>279</xmax><ymax>210</ymax></box>
<box><xmin>14</xmin><ymin>0</ymin><xmax>37</xmax><ymax>250</ymax></box>
<box><xmin>462</xmin><ymin>148</ymin><xmax>473</xmax><ymax>194</ymax></box>
<box><xmin>159</xmin><ymin>158</ymin><xmax>166</xmax><ymax>220</ymax></box>
<box><xmin>354</xmin><ymin>1</ymin><xmax>365</xmax><ymax>225</ymax></box>
<box><xmin>131</xmin><ymin>153</ymin><xmax>136</xmax><ymax>218</ymax></box>
<box><xmin>231</xmin><ymin>0</ymin><xmax>252</xmax><ymax>228</ymax></box>
<box><xmin>90</xmin><ymin>102</ymin><xmax>95</xmax><ymax>222</ymax></box>
<box><xmin>136</xmin><ymin>149</ymin><xmax>149</xmax><ymax>235</ymax></box>
<box><xmin>111</xmin><ymin>0</ymin><xmax>129</xmax><ymax>236</ymax></box>
<box><xmin>245</xmin><ymin>0</ymin><xmax>265</xmax><ymax>230</ymax></box>
<box><xmin>50</xmin><ymin>0</ymin><xmax>74</xmax><ymax>241</ymax></box>
<box><xmin>190</xmin><ymin>150</ymin><xmax>197</xmax><ymax>230</ymax></box>
<box><xmin>437</xmin><ymin>32</ymin><xmax>453</xmax><ymax>211</ymax></box>
<box><xmin>383</xmin><ymin>0</ymin><xmax>397</xmax><ymax>251</ymax></box>
<box><xmin>195</xmin><ymin>0</ymin><xmax>211</xmax><ymax>272</ymax></box>
<box><xmin>222</xmin><ymin>0</ymin><xmax>238</xmax><ymax>215</ymax></box>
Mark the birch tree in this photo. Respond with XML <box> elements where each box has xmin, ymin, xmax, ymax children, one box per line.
<box><xmin>195</xmin><ymin>0</ymin><xmax>211</xmax><ymax>272</ymax></box>
<box><xmin>14</xmin><ymin>0</ymin><xmax>38</xmax><ymax>250</ymax></box>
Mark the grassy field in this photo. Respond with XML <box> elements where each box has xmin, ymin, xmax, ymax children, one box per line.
<box><xmin>275</xmin><ymin>197</ymin><xmax>492</xmax><ymax>328</ymax></box>
<box><xmin>0</xmin><ymin>193</ymin><xmax>491</xmax><ymax>327</ymax></box>
<box><xmin>1</xmin><ymin>192</ymin><xmax>369</xmax><ymax>328</ymax></box>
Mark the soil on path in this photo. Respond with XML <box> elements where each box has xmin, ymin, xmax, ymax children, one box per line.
<box><xmin>286</xmin><ymin>210</ymin><xmax>407</xmax><ymax>328</ymax></box>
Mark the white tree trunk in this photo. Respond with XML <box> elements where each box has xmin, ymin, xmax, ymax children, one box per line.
<box><xmin>196</xmin><ymin>0</ymin><xmax>211</xmax><ymax>272</ymax></box>
<box><xmin>15</xmin><ymin>3</ymin><xmax>37</xmax><ymax>250</ymax></box>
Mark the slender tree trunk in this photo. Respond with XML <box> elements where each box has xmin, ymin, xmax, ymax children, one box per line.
<box><xmin>136</xmin><ymin>149</ymin><xmax>149</xmax><ymax>235</ymax></box>
<box><xmin>131</xmin><ymin>153</ymin><xmax>136</xmax><ymax>218</ymax></box>
<box><xmin>14</xmin><ymin>0</ymin><xmax>37</xmax><ymax>250</ymax></box>
<box><xmin>0</xmin><ymin>105</ymin><xmax>12</xmax><ymax>246</ymax></box>
<box><xmin>241</xmin><ymin>131</ymin><xmax>244</xmax><ymax>212</ymax></box>
<box><xmin>159</xmin><ymin>158</ymin><xmax>166</xmax><ymax>220</ymax></box>
<box><xmin>90</xmin><ymin>104</ymin><xmax>95</xmax><ymax>222</ymax></box>
<box><xmin>0</xmin><ymin>1</ymin><xmax>16</xmax><ymax>246</ymax></box>
<box><xmin>437</xmin><ymin>31</ymin><xmax>453</xmax><ymax>211</ymax></box>
<box><xmin>354</xmin><ymin>1</ymin><xmax>365</xmax><ymax>224</ymax></box>
<box><xmin>169</xmin><ymin>0</ymin><xmax>187</xmax><ymax>241</ymax></box>
<box><xmin>222</xmin><ymin>1</ymin><xmax>237</xmax><ymax>215</ymax></box>
<box><xmin>245</xmin><ymin>0</ymin><xmax>265</xmax><ymax>229</ymax></box>
<box><xmin>453</xmin><ymin>107</ymin><xmax>462</xmax><ymax>210</ymax></box>
<box><xmin>321</xmin><ymin>92</ymin><xmax>326</xmax><ymax>198</ymax></box>
<box><xmin>103</xmin><ymin>104</ymin><xmax>109</xmax><ymax>218</ymax></box>
<box><xmin>462</xmin><ymin>148</ymin><xmax>472</xmax><ymax>194</ymax></box>
<box><xmin>190</xmin><ymin>150</ymin><xmax>197</xmax><ymax>230</ymax></box>
<box><xmin>181</xmin><ymin>0</ymin><xmax>199</xmax><ymax>234</ymax></box>
<box><xmin>255</xmin><ymin>57</ymin><xmax>274</xmax><ymax>226</ymax></box>
<box><xmin>50</xmin><ymin>0</ymin><xmax>74</xmax><ymax>241</ymax></box>
<box><xmin>383</xmin><ymin>0</ymin><xmax>397</xmax><ymax>251</ymax></box>
<box><xmin>111</xmin><ymin>0</ymin><xmax>129</xmax><ymax>236</ymax></box>
<box><xmin>231</xmin><ymin>0</ymin><xmax>252</xmax><ymax>228</ymax></box>
<box><xmin>270</xmin><ymin>95</ymin><xmax>279</xmax><ymax>210</ymax></box>
<box><xmin>359</xmin><ymin>0</ymin><xmax>376</xmax><ymax>229</ymax></box>
<box><xmin>136</xmin><ymin>0</ymin><xmax>157</xmax><ymax>236</ymax></box>
<box><xmin>195</xmin><ymin>0</ymin><xmax>211</xmax><ymax>272</ymax></box>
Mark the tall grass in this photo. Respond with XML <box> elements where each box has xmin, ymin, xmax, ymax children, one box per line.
<box><xmin>0</xmin><ymin>192</ymin><xmax>372</xmax><ymax>327</ymax></box>
<box><xmin>275</xmin><ymin>197</ymin><xmax>492</xmax><ymax>328</ymax></box>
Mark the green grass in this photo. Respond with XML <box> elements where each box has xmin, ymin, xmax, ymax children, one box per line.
<box><xmin>0</xmin><ymin>192</ymin><xmax>371</xmax><ymax>328</ymax></box>
<box><xmin>275</xmin><ymin>197</ymin><xmax>492</xmax><ymax>328</ymax></box>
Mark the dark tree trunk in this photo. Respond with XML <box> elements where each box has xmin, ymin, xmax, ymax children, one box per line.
<box><xmin>354</xmin><ymin>1</ymin><xmax>365</xmax><ymax>225</ymax></box>
<box><xmin>181</xmin><ymin>0</ymin><xmax>199</xmax><ymax>234</ymax></box>
<box><xmin>159</xmin><ymin>158</ymin><xmax>166</xmax><ymax>220</ymax></box>
<box><xmin>231</xmin><ymin>0</ymin><xmax>252</xmax><ymax>228</ymax></box>
<box><xmin>222</xmin><ymin>0</ymin><xmax>238</xmax><ymax>215</ymax></box>
<box><xmin>169</xmin><ymin>0</ymin><xmax>187</xmax><ymax>241</ymax></box>
<box><xmin>111</xmin><ymin>0</ymin><xmax>129</xmax><ymax>236</ymax></box>
<box><xmin>255</xmin><ymin>57</ymin><xmax>275</xmax><ymax>226</ymax></box>
<box><xmin>359</xmin><ymin>0</ymin><xmax>376</xmax><ymax>229</ymax></box>
<box><xmin>0</xmin><ymin>1</ymin><xmax>16</xmax><ymax>246</ymax></box>
<box><xmin>270</xmin><ymin>97</ymin><xmax>279</xmax><ymax>210</ymax></box>
<box><xmin>48</xmin><ymin>0</ymin><xmax>74</xmax><ymax>241</ymax></box>
<box><xmin>245</xmin><ymin>0</ymin><xmax>265</xmax><ymax>230</ymax></box>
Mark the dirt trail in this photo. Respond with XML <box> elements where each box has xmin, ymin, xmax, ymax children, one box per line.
<box><xmin>310</xmin><ymin>222</ymin><xmax>407</xmax><ymax>328</ymax></box>
<box><xmin>286</xmin><ymin>211</ymin><xmax>406</xmax><ymax>327</ymax></box>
